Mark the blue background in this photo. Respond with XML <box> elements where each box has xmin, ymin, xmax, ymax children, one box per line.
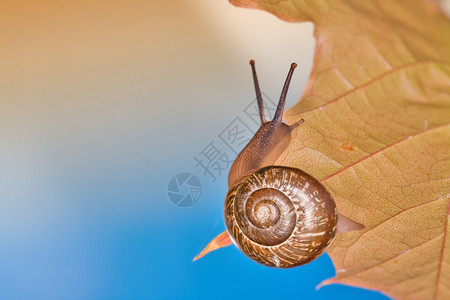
<box><xmin>0</xmin><ymin>1</ymin><xmax>389</xmax><ymax>299</ymax></box>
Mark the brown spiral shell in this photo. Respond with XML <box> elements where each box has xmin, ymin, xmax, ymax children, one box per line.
<box><xmin>224</xmin><ymin>166</ymin><xmax>337</xmax><ymax>268</ymax></box>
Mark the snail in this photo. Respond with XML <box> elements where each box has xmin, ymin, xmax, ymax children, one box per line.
<box><xmin>195</xmin><ymin>60</ymin><xmax>364</xmax><ymax>268</ymax></box>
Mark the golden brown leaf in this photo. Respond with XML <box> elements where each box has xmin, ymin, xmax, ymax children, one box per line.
<box><xmin>193</xmin><ymin>230</ymin><xmax>232</xmax><ymax>261</ymax></box>
<box><xmin>230</xmin><ymin>0</ymin><xmax>450</xmax><ymax>299</ymax></box>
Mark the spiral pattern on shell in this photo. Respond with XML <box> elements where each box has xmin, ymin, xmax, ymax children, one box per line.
<box><xmin>224</xmin><ymin>166</ymin><xmax>337</xmax><ymax>268</ymax></box>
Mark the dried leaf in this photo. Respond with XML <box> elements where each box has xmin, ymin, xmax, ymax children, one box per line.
<box><xmin>230</xmin><ymin>0</ymin><xmax>450</xmax><ymax>299</ymax></box>
<box><xmin>193</xmin><ymin>230</ymin><xmax>232</xmax><ymax>261</ymax></box>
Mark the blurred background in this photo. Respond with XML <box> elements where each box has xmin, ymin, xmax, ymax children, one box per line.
<box><xmin>1</xmin><ymin>1</ymin><xmax>388</xmax><ymax>299</ymax></box>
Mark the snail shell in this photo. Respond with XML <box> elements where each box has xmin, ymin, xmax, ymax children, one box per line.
<box><xmin>224</xmin><ymin>166</ymin><xmax>337</xmax><ymax>268</ymax></box>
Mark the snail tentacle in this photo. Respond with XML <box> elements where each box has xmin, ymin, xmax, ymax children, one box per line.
<box><xmin>249</xmin><ymin>60</ymin><xmax>269</xmax><ymax>124</ymax></box>
<box><xmin>273</xmin><ymin>62</ymin><xmax>297</xmax><ymax>125</ymax></box>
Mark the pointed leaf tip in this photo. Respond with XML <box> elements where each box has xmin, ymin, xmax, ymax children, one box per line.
<box><xmin>316</xmin><ymin>277</ymin><xmax>336</xmax><ymax>290</ymax></box>
<box><xmin>193</xmin><ymin>230</ymin><xmax>233</xmax><ymax>261</ymax></box>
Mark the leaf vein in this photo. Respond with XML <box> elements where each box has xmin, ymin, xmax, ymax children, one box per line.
<box><xmin>298</xmin><ymin>59</ymin><xmax>448</xmax><ymax>115</ymax></box>
<box><xmin>341</xmin><ymin>193</ymin><xmax>450</xmax><ymax>268</ymax></box>
<box><xmin>321</xmin><ymin>122</ymin><xmax>450</xmax><ymax>182</ymax></box>
<box><xmin>339</xmin><ymin>232</ymin><xmax>444</xmax><ymax>280</ymax></box>
<box><xmin>433</xmin><ymin>195</ymin><xmax>450</xmax><ymax>300</ymax></box>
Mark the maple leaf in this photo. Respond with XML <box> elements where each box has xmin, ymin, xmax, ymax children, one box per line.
<box><xmin>228</xmin><ymin>0</ymin><xmax>450</xmax><ymax>299</ymax></box>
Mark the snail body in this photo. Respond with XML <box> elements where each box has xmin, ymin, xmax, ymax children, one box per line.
<box><xmin>221</xmin><ymin>61</ymin><xmax>363</xmax><ymax>268</ymax></box>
